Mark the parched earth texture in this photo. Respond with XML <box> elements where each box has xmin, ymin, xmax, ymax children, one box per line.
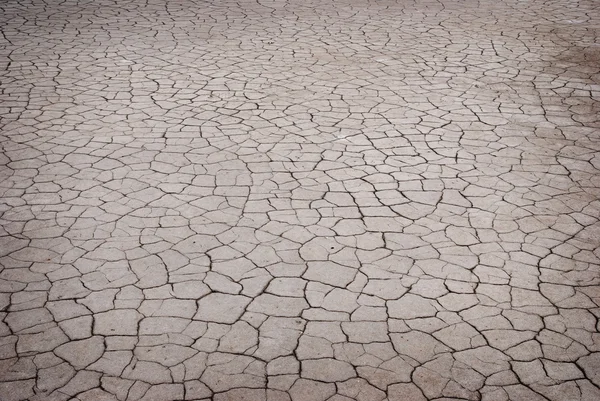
<box><xmin>1</xmin><ymin>0</ymin><xmax>600</xmax><ymax>400</ymax></box>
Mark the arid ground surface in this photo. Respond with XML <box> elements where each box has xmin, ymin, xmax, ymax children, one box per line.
<box><xmin>1</xmin><ymin>0</ymin><xmax>600</xmax><ymax>400</ymax></box>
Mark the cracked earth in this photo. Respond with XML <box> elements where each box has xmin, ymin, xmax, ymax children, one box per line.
<box><xmin>1</xmin><ymin>0</ymin><xmax>600</xmax><ymax>400</ymax></box>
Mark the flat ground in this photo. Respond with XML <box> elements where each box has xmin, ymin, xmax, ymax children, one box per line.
<box><xmin>1</xmin><ymin>0</ymin><xmax>600</xmax><ymax>400</ymax></box>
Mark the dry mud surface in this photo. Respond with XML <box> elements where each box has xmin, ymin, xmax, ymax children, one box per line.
<box><xmin>1</xmin><ymin>0</ymin><xmax>600</xmax><ymax>400</ymax></box>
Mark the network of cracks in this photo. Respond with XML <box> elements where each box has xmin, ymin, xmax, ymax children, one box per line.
<box><xmin>1</xmin><ymin>0</ymin><xmax>600</xmax><ymax>400</ymax></box>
